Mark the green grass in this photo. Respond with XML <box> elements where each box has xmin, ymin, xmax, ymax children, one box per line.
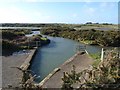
<box><xmin>41</xmin><ymin>37</ymin><xmax>47</xmax><ymax>40</ymax></box>
<box><xmin>90</xmin><ymin>53</ymin><xmax>101</xmax><ymax>67</ymax></box>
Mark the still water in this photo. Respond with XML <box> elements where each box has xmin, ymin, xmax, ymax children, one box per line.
<box><xmin>29</xmin><ymin>31</ymin><xmax>102</xmax><ymax>83</ymax></box>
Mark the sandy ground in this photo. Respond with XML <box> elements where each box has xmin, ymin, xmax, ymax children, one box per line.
<box><xmin>2</xmin><ymin>51</ymin><xmax>33</xmax><ymax>89</ymax></box>
<box><xmin>41</xmin><ymin>52</ymin><xmax>93</xmax><ymax>88</ymax></box>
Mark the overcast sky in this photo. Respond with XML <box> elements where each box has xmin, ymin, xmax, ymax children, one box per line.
<box><xmin>0</xmin><ymin>0</ymin><xmax>119</xmax><ymax>24</ymax></box>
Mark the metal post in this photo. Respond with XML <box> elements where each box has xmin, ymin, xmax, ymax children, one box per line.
<box><xmin>101</xmin><ymin>48</ymin><xmax>104</xmax><ymax>61</ymax></box>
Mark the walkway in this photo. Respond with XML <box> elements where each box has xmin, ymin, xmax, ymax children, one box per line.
<box><xmin>40</xmin><ymin>51</ymin><xmax>94</xmax><ymax>88</ymax></box>
<box><xmin>2</xmin><ymin>49</ymin><xmax>36</xmax><ymax>89</ymax></box>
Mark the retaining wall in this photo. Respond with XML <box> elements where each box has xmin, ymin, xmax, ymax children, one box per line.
<box><xmin>20</xmin><ymin>48</ymin><xmax>38</xmax><ymax>71</ymax></box>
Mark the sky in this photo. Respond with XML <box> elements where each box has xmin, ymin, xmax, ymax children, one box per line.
<box><xmin>0</xmin><ymin>0</ymin><xmax>119</xmax><ymax>24</ymax></box>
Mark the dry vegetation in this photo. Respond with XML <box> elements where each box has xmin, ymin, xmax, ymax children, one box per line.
<box><xmin>62</xmin><ymin>48</ymin><xmax>120</xmax><ymax>89</ymax></box>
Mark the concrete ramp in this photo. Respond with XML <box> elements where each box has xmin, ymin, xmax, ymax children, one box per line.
<box><xmin>39</xmin><ymin>51</ymin><xmax>93</xmax><ymax>88</ymax></box>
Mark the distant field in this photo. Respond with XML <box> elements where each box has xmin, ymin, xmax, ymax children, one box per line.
<box><xmin>0</xmin><ymin>23</ymin><xmax>118</xmax><ymax>30</ymax></box>
<box><xmin>70</xmin><ymin>24</ymin><xmax>118</xmax><ymax>31</ymax></box>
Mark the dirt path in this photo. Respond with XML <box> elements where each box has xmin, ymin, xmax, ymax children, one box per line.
<box><xmin>41</xmin><ymin>52</ymin><xmax>93</xmax><ymax>88</ymax></box>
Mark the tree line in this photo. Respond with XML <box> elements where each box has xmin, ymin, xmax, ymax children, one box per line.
<box><xmin>41</xmin><ymin>26</ymin><xmax>120</xmax><ymax>47</ymax></box>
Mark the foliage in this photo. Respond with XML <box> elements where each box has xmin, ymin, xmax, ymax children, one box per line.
<box><xmin>2</xmin><ymin>30</ymin><xmax>50</xmax><ymax>55</ymax></box>
<box><xmin>11</xmin><ymin>67</ymin><xmax>41</xmax><ymax>90</ymax></box>
<box><xmin>41</xmin><ymin>37</ymin><xmax>47</xmax><ymax>40</ymax></box>
<box><xmin>2</xmin><ymin>30</ymin><xmax>20</xmax><ymax>40</ymax></box>
<box><xmin>41</xmin><ymin>26</ymin><xmax>120</xmax><ymax>47</ymax></box>
<box><xmin>62</xmin><ymin>65</ymin><xmax>80</xmax><ymax>89</ymax></box>
<box><xmin>2</xmin><ymin>40</ymin><xmax>21</xmax><ymax>55</ymax></box>
<box><xmin>62</xmin><ymin>48</ymin><xmax>120</xmax><ymax>89</ymax></box>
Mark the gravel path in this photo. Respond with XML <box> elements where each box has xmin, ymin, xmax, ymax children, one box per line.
<box><xmin>41</xmin><ymin>52</ymin><xmax>93</xmax><ymax>88</ymax></box>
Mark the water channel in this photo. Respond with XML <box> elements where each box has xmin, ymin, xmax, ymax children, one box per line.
<box><xmin>28</xmin><ymin>31</ymin><xmax>102</xmax><ymax>83</ymax></box>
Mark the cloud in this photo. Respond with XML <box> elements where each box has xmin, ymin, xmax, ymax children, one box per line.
<box><xmin>99</xmin><ymin>2</ymin><xmax>117</xmax><ymax>12</ymax></box>
<box><xmin>0</xmin><ymin>7</ymin><xmax>28</xmax><ymax>23</ymax></box>
<box><xmin>23</xmin><ymin>0</ymin><xmax>44</xmax><ymax>2</ymax></box>
<box><xmin>84</xmin><ymin>7</ymin><xmax>96</xmax><ymax>15</ymax></box>
<box><xmin>0</xmin><ymin>6</ymin><xmax>53</xmax><ymax>23</ymax></box>
<box><xmin>24</xmin><ymin>0</ymin><xmax>38</xmax><ymax>2</ymax></box>
<box><xmin>100</xmin><ymin>2</ymin><xmax>108</xmax><ymax>7</ymax></box>
<box><xmin>72</xmin><ymin>13</ymin><xmax>78</xmax><ymax>18</ymax></box>
<box><xmin>0</xmin><ymin>0</ymin><xmax>39</xmax><ymax>3</ymax></box>
<box><xmin>0</xmin><ymin>0</ymin><xmax>119</xmax><ymax>2</ymax></box>
<box><xmin>82</xmin><ymin>0</ymin><xmax>92</xmax><ymax>2</ymax></box>
<box><xmin>100</xmin><ymin>2</ymin><xmax>117</xmax><ymax>8</ymax></box>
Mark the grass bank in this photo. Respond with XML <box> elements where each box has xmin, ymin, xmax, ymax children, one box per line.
<box><xmin>90</xmin><ymin>52</ymin><xmax>101</xmax><ymax>67</ymax></box>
